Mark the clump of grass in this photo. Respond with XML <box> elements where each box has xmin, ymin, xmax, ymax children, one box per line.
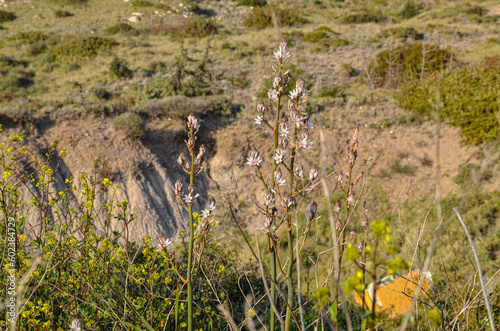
<box><xmin>390</xmin><ymin>159</ymin><xmax>415</xmax><ymax>175</ymax></box>
<box><xmin>377</xmin><ymin>27</ymin><xmax>422</xmax><ymax>40</ymax></box>
<box><xmin>131</xmin><ymin>0</ymin><xmax>153</xmax><ymax>7</ymax></box>
<box><xmin>366</xmin><ymin>42</ymin><xmax>453</xmax><ymax>88</ymax></box>
<box><xmin>104</xmin><ymin>22</ymin><xmax>137</xmax><ymax>35</ymax></box>
<box><xmin>234</xmin><ymin>0</ymin><xmax>266</xmax><ymax>6</ymax></box>
<box><xmin>112</xmin><ymin>112</ymin><xmax>145</xmax><ymax>139</ymax></box>
<box><xmin>400</xmin><ymin>0</ymin><xmax>420</xmax><ymax>19</ymax></box>
<box><xmin>92</xmin><ymin>87</ymin><xmax>111</xmax><ymax>100</ymax></box>
<box><xmin>45</xmin><ymin>36</ymin><xmax>118</xmax><ymax>64</ymax></box>
<box><xmin>109</xmin><ymin>57</ymin><xmax>133</xmax><ymax>79</ymax></box>
<box><xmin>8</xmin><ymin>31</ymin><xmax>50</xmax><ymax>44</ymax></box>
<box><xmin>139</xmin><ymin>96</ymin><xmax>212</xmax><ymax>119</ymax></box>
<box><xmin>395</xmin><ymin>57</ymin><xmax>500</xmax><ymax>144</ymax></box>
<box><xmin>54</xmin><ymin>10</ymin><xmax>73</xmax><ymax>18</ymax></box>
<box><xmin>47</xmin><ymin>0</ymin><xmax>87</xmax><ymax>5</ymax></box>
<box><xmin>0</xmin><ymin>10</ymin><xmax>16</xmax><ymax>23</ymax></box>
<box><xmin>0</xmin><ymin>68</ymin><xmax>35</xmax><ymax>93</ymax></box>
<box><xmin>303</xmin><ymin>26</ymin><xmax>349</xmax><ymax>51</ymax></box>
<box><xmin>341</xmin><ymin>10</ymin><xmax>387</xmax><ymax>24</ymax></box>
<box><xmin>149</xmin><ymin>18</ymin><xmax>218</xmax><ymax>38</ymax></box>
<box><xmin>243</xmin><ymin>5</ymin><xmax>307</xmax><ymax>29</ymax></box>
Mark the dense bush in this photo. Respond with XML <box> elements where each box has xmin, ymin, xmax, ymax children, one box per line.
<box><xmin>0</xmin><ymin>68</ymin><xmax>35</xmax><ymax>93</ymax></box>
<box><xmin>243</xmin><ymin>5</ymin><xmax>307</xmax><ymax>29</ymax></box>
<box><xmin>112</xmin><ymin>112</ymin><xmax>145</xmax><ymax>139</ymax></box>
<box><xmin>234</xmin><ymin>0</ymin><xmax>266</xmax><ymax>6</ymax></box>
<box><xmin>366</xmin><ymin>42</ymin><xmax>453</xmax><ymax>88</ymax></box>
<box><xmin>132</xmin><ymin>0</ymin><xmax>153</xmax><ymax>7</ymax></box>
<box><xmin>0</xmin><ymin>10</ymin><xmax>15</xmax><ymax>23</ymax></box>
<box><xmin>92</xmin><ymin>87</ymin><xmax>111</xmax><ymax>100</ymax></box>
<box><xmin>46</xmin><ymin>37</ymin><xmax>118</xmax><ymax>64</ymax></box>
<box><xmin>54</xmin><ymin>10</ymin><xmax>73</xmax><ymax>17</ymax></box>
<box><xmin>377</xmin><ymin>27</ymin><xmax>422</xmax><ymax>40</ymax></box>
<box><xmin>109</xmin><ymin>57</ymin><xmax>133</xmax><ymax>79</ymax></box>
<box><xmin>341</xmin><ymin>10</ymin><xmax>387</xmax><ymax>24</ymax></box>
<box><xmin>149</xmin><ymin>18</ymin><xmax>218</xmax><ymax>38</ymax></box>
<box><xmin>400</xmin><ymin>0</ymin><xmax>420</xmax><ymax>19</ymax></box>
<box><xmin>395</xmin><ymin>57</ymin><xmax>500</xmax><ymax>144</ymax></box>
<box><xmin>303</xmin><ymin>26</ymin><xmax>349</xmax><ymax>51</ymax></box>
<box><xmin>8</xmin><ymin>31</ymin><xmax>50</xmax><ymax>44</ymax></box>
<box><xmin>46</xmin><ymin>0</ymin><xmax>87</xmax><ymax>5</ymax></box>
<box><xmin>139</xmin><ymin>96</ymin><xmax>213</xmax><ymax>119</ymax></box>
<box><xmin>104</xmin><ymin>22</ymin><xmax>138</xmax><ymax>35</ymax></box>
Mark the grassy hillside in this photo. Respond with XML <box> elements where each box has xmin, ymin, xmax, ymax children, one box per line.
<box><xmin>0</xmin><ymin>0</ymin><xmax>499</xmax><ymax>330</ymax></box>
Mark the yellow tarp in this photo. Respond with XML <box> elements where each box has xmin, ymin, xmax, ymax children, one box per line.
<box><xmin>354</xmin><ymin>271</ymin><xmax>432</xmax><ymax>317</ymax></box>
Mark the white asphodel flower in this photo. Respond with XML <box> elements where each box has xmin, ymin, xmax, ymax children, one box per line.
<box><xmin>70</xmin><ymin>319</ymin><xmax>82</xmax><ymax>331</ymax></box>
<box><xmin>255</xmin><ymin>115</ymin><xmax>263</xmax><ymax>125</ymax></box>
<box><xmin>158</xmin><ymin>236</ymin><xmax>172</xmax><ymax>250</ymax></box>
<box><xmin>246</xmin><ymin>151</ymin><xmax>263</xmax><ymax>167</ymax></box>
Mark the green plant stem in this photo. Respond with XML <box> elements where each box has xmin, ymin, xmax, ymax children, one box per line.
<box><xmin>187</xmin><ymin>152</ymin><xmax>195</xmax><ymax>331</ymax></box>
<box><xmin>285</xmin><ymin>126</ymin><xmax>297</xmax><ymax>331</ymax></box>
<box><xmin>285</xmin><ymin>225</ymin><xmax>294</xmax><ymax>331</ymax></box>
<box><xmin>269</xmin><ymin>89</ymin><xmax>282</xmax><ymax>331</ymax></box>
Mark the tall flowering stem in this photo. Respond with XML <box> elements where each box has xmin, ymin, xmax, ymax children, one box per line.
<box><xmin>175</xmin><ymin>115</ymin><xmax>215</xmax><ymax>331</ymax></box>
<box><xmin>248</xmin><ymin>39</ymin><xmax>318</xmax><ymax>331</ymax></box>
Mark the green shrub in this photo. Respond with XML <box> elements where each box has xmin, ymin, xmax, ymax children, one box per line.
<box><xmin>47</xmin><ymin>0</ymin><xmax>87</xmax><ymax>5</ymax></box>
<box><xmin>395</xmin><ymin>57</ymin><xmax>500</xmax><ymax>145</ymax></box>
<box><xmin>46</xmin><ymin>37</ymin><xmax>118</xmax><ymax>64</ymax></box>
<box><xmin>243</xmin><ymin>5</ymin><xmax>307</xmax><ymax>29</ymax></box>
<box><xmin>234</xmin><ymin>0</ymin><xmax>266</xmax><ymax>7</ymax></box>
<box><xmin>149</xmin><ymin>18</ymin><xmax>218</xmax><ymax>38</ymax></box>
<box><xmin>139</xmin><ymin>96</ymin><xmax>213</xmax><ymax>119</ymax></box>
<box><xmin>0</xmin><ymin>55</ymin><xmax>28</xmax><ymax>72</ymax></box>
<box><xmin>366</xmin><ymin>42</ymin><xmax>453</xmax><ymax>88</ymax></box>
<box><xmin>132</xmin><ymin>0</ymin><xmax>153</xmax><ymax>6</ymax></box>
<box><xmin>0</xmin><ymin>10</ymin><xmax>15</xmax><ymax>23</ymax></box>
<box><xmin>400</xmin><ymin>0</ymin><xmax>420</xmax><ymax>19</ymax></box>
<box><xmin>9</xmin><ymin>31</ymin><xmax>50</xmax><ymax>44</ymax></box>
<box><xmin>104</xmin><ymin>22</ymin><xmax>137</xmax><ymax>35</ymax></box>
<box><xmin>0</xmin><ymin>68</ymin><xmax>35</xmax><ymax>93</ymax></box>
<box><xmin>109</xmin><ymin>57</ymin><xmax>133</xmax><ymax>79</ymax></box>
<box><xmin>317</xmin><ymin>85</ymin><xmax>346</xmax><ymax>99</ymax></box>
<box><xmin>341</xmin><ymin>10</ymin><xmax>387</xmax><ymax>24</ymax></box>
<box><xmin>92</xmin><ymin>87</ymin><xmax>111</xmax><ymax>100</ymax></box>
<box><xmin>112</xmin><ymin>112</ymin><xmax>145</xmax><ymax>139</ymax></box>
<box><xmin>464</xmin><ymin>5</ymin><xmax>486</xmax><ymax>16</ymax></box>
<box><xmin>54</xmin><ymin>10</ymin><xmax>73</xmax><ymax>17</ymax></box>
<box><xmin>303</xmin><ymin>26</ymin><xmax>348</xmax><ymax>51</ymax></box>
<box><xmin>378</xmin><ymin>27</ymin><xmax>422</xmax><ymax>40</ymax></box>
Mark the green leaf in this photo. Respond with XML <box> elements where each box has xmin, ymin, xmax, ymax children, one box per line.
<box><xmin>114</xmin><ymin>288</ymin><xmax>155</xmax><ymax>331</ymax></box>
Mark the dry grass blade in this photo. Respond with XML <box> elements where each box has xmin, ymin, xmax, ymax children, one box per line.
<box><xmin>453</xmin><ymin>208</ymin><xmax>496</xmax><ymax>331</ymax></box>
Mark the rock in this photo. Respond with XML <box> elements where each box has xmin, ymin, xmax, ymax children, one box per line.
<box><xmin>128</xmin><ymin>16</ymin><xmax>141</xmax><ymax>23</ymax></box>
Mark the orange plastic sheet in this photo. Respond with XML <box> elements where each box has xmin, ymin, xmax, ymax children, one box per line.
<box><xmin>354</xmin><ymin>270</ymin><xmax>433</xmax><ymax>317</ymax></box>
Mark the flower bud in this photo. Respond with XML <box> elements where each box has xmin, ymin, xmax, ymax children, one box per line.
<box><xmin>177</xmin><ymin>153</ymin><xmax>186</xmax><ymax>167</ymax></box>
<box><xmin>257</xmin><ymin>100</ymin><xmax>266</xmax><ymax>115</ymax></box>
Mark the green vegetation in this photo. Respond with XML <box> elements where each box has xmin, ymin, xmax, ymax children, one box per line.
<box><xmin>112</xmin><ymin>112</ymin><xmax>145</xmax><ymax>139</ymax></box>
<box><xmin>44</xmin><ymin>37</ymin><xmax>118</xmax><ymax>64</ymax></box>
<box><xmin>400</xmin><ymin>0</ymin><xmax>420</xmax><ymax>19</ymax></box>
<box><xmin>104</xmin><ymin>23</ymin><xmax>137</xmax><ymax>35</ymax></box>
<box><xmin>366</xmin><ymin>42</ymin><xmax>453</xmax><ymax>88</ymax></box>
<box><xmin>395</xmin><ymin>57</ymin><xmax>500</xmax><ymax>144</ymax></box>
<box><xmin>234</xmin><ymin>0</ymin><xmax>266</xmax><ymax>6</ymax></box>
<box><xmin>109</xmin><ymin>57</ymin><xmax>133</xmax><ymax>79</ymax></box>
<box><xmin>0</xmin><ymin>10</ymin><xmax>16</xmax><ymax>23</ymax></box>
<box><xmin>303</xmin><ymin>26</ymin><xmax>349</xmax><ymax>51</ymax></box>
<box><xmin>149</xmin><ymin>18</ymin><xmax>217</xmax><ymax>38</ymax></box>
<box><xmin>341</xmin><ymin>10</ymin><xmax>387</xmax><ymax>24</ymax></box>
<box><xmin>54</xmin><ymin>10</ymin><xmax>73</xmax><ymax>18</ymax></box>
<box><xmin>131</xmin><ymin>0</ymin><xmax>153</xmax><ymax>7</ymax></box>
<box><xmin>243</xmin><ymin>5</ymin><xmax>307</xmax><ymax>29</ymax></box>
